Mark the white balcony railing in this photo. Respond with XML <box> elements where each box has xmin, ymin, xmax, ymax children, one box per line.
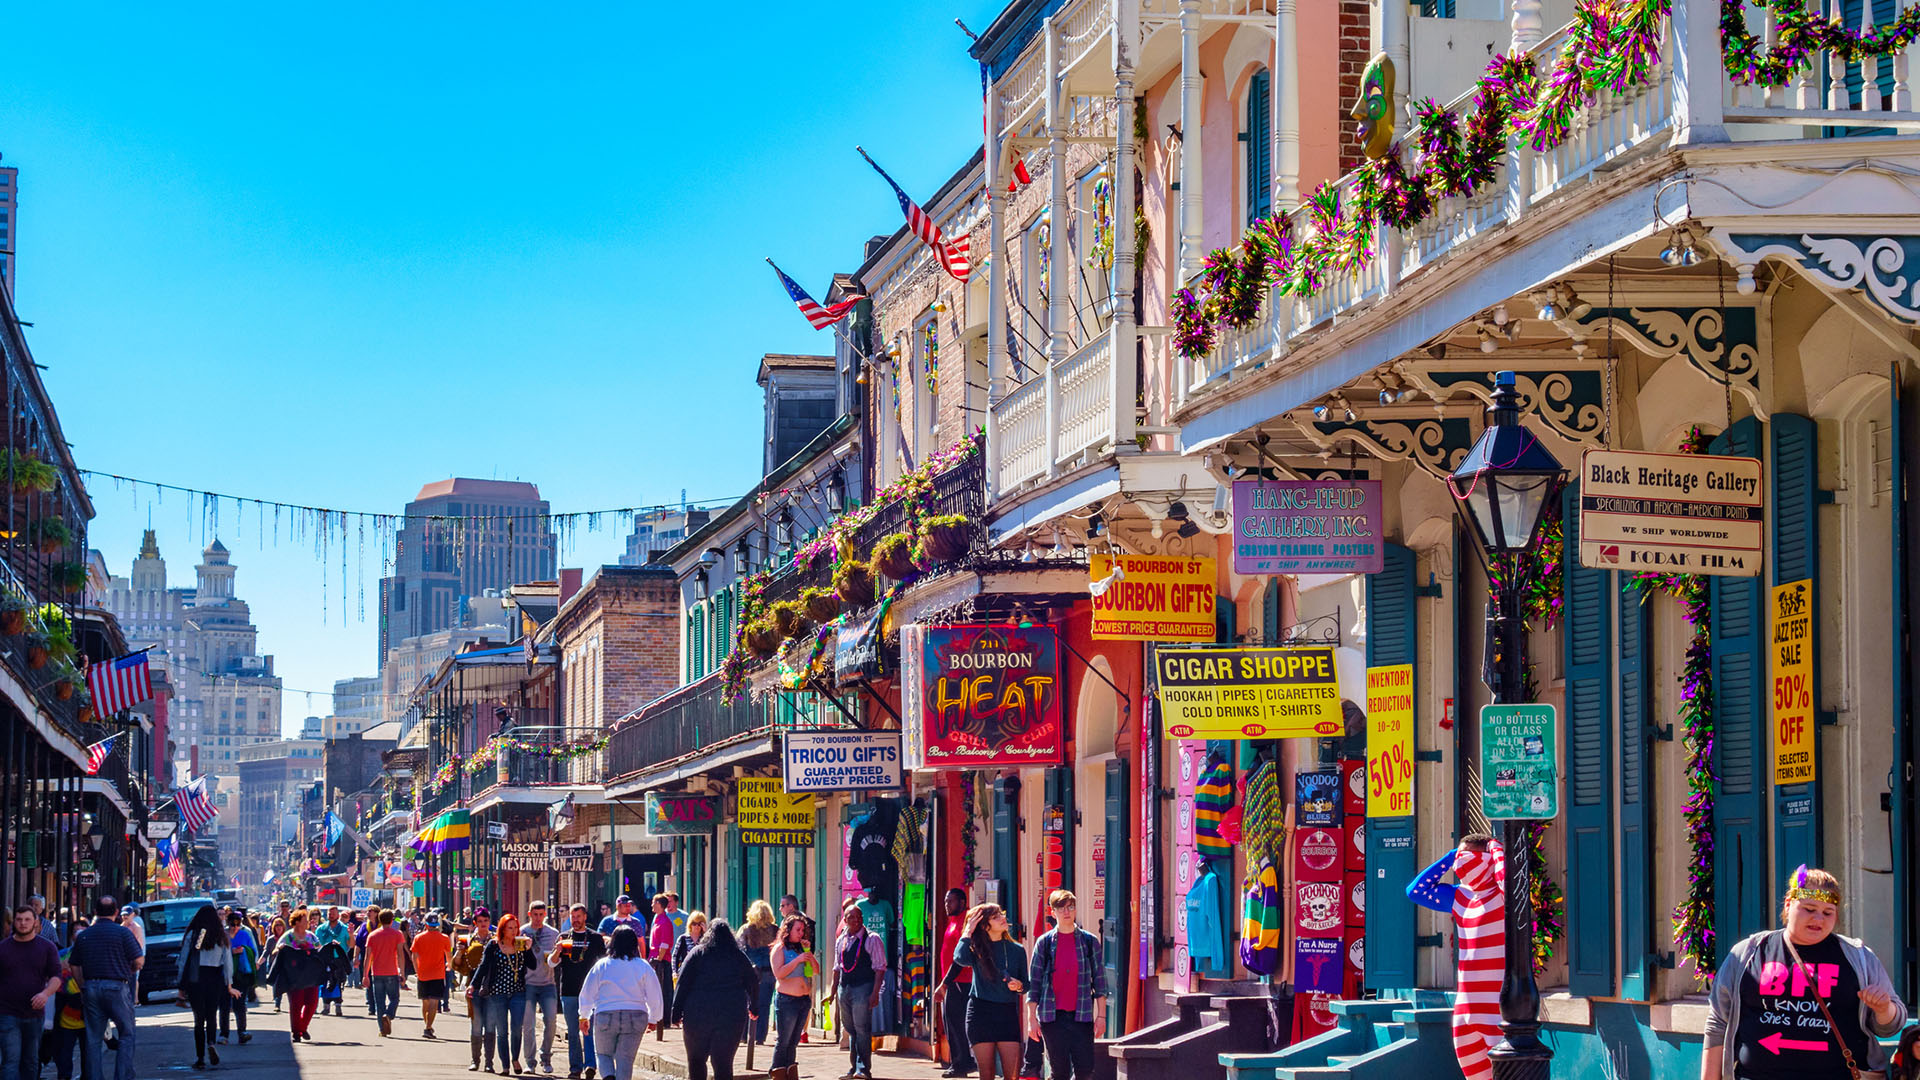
<box><xmin>1055</xmin><ymin>332</ymin><xmax>1117</xmax><ymax>463</ymax></box>
<box><xmin>991</xmin><ymin>329</ymin><xmax>1122</xmax><ymax>497</ymax></box>
<box><xmin>995</xmin><ymin>377</ymin><xmax>1050</xmax><ymax>494</ymax></box>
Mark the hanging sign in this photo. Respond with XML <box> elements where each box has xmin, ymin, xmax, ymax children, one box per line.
<box><xmin>1577</xmin><ymin>448</ymin><xmax>1764</xmax><ymax>577</ymax></box>
<box><xmin>782</xmin><ymin>730</ymin><xmax>903</xmax><ymax>792</ymax></box>
<box><xmin>1771</xmin><ymin>578</ymin><xmax>1816</xmax><ymax>786</ymax></box>
<box><xmin>350</xmin><ymin>887</ymin><xmax>375</xmax><ymax>908</ymax></box>
<box><xmin>834</xmin><ymin>604</ymin><xmax>887</xmax><ymax>685</ymax></box>
<box><xmin>499</xmin><ymin>842</ymin><xmax>547</xmax><ymax>872</ymax></box>
<box><xmin>486</xmin><ymin>821</ymin><xmax>509</xmax><ymax>840</ymax></box>
<box><xmin>644</xmin><ymin>793</ymin><xmax>719</xmax><ymax>837</ymax></box>
<box><xmin>550</xmin><ymin>843</ymin><xmax>595</xmax><ymax>871</ymax></box>
<box><xmin>1088</xmin><ymin>554</ymin><xmax>1216</xmax><ymax>641</ymax></box>
<box><xmin>1294</xmin><ymin>936</ymin><xmax>1345</xmax><ymax>993</ymax></box>
<box><xmin>736</xmin><ymin>777</ymin><xmax>815</xmax><ymax>846</ymax></box>
<box><xmin>908</xmin><ymin>624</ymin><xmax>1065</xmax><ymax>769</ymax></box>
<box><xmin>1479</xmin><ymin>704</ymin><xmax>1559</xmax><ymax>820</ymax></box>
<box><xmin>1153</xmin><ymin>646</ymin><xmax>1343</xmax><ymax>738</ymax></box>
<box><xmin>1230</xmin><ymin>479</ymin><xmax>1384</xmax><ymax>575</ymax></box>
<box><xmin>1365</xmin><ymin>664</ymin><xmax>1415</xmax><ymax>818</ymax></box>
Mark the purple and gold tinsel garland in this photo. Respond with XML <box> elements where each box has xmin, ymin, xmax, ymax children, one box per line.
<box><xmin>1632</xmin><ymin>424</ymin><xmax>1717</xmax><ymax>982</ymax></box>
<box><xmin>1723</xmin><ymin>0</ymin><xmax>1920</xmax><ymax>85</ymax></box>
<box><xmin>1527</xmin><ymin>819</ymin><xmax>1566</xmax><ymax>975</ymax></box>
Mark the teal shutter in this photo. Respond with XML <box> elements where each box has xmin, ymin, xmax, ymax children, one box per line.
<box><xmin>1262</xmin><ymin>579</ymin><xmax>1283</xmax><ymax>643</ymax></box>
<box><xmin>1364</xmin><ymin>542</ymin><xmax>1418</xmax><ymax>991</ymax></box>
<box><xmin>1711</xmin><ymin>418</ymin><xmax>1769</xmax><ymax>959</ymax></box>
<box><xmin>1771</xmin><ymin>414</ymin><xmax>1821</xmax><ymax>891</ymax></box>
<box><xmin>1044</xmin><ymin>767</ymin><xmax>1075</xmax><ymax>893</ymax></box>
<box><xmin>1562</xmin><ymin>482</ymin><xmax>1615</xmax><ymax>996</ymax></box>
<box><xmin>769</xmin><ymin>846</ymin><xmax>787</xmax><ymax>910</ymax></box>
<box><xmin>727</xmin><ymin>825</ymin><xmax>746</xmax><ymax>925</ymax></box>
<box><xmin>1894</xmin><ymin>377</ymin><xmax>1914</xmax><ymax>1002</ymax></box>
<box><xmin>1244</xmin><ymin>69</ymin><xmax>1272</xmax><ymax>224</ymax></box>
<box><xmin>1618</xmin><ymin>582</ymin><xmax>1655</xmax><ymax>999</ymax></box>
<box><xmin>993</xmin><ymin>777</ymin><xmax>1021</xmax><ymax>934</ymax></box>
<box><xmin>742</xmin><ymin>840</ymin><xmax>762</xmax><ymax>925</ymax></box>
<box><xmin>1102</xmin><ymin>759</ymin><xmax>1130</xmax><ymax>1034</ymax></box>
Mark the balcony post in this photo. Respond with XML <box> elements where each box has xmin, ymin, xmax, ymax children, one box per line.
<box><xmin>1506</xmin><ymin>0</ymin><xmax>1542</xmax><ymax>224</ymax></box>
<box><xmin>1113</xmin><ymin>0</ymin><xmax>1139</xmax><ymax>449</ymax></box>
<box><xmin>1177</xmin><ymin>0</ymin><xmax>1204</xmax><ymax>281</ymax></box>
<box><xmin>1045</xmin><ymin>14</ymin><xmax>1066</xmax><ymax>477</ymax></box>
<box><xmin>1672</xmin><ymin>0</ymin><xmax>1728</xmax><ymax>144</ymax></box>
<box><xmin>986</xmin><ymin>70</ymin><xmax>1008</xmax><ymax>503</ymax></box>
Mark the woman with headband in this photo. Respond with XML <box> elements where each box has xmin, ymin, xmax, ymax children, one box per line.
<box><xmin>1703</xmin><ymin>866</ymin><xmax>1906</xmax><ymax>1079</ymax></box>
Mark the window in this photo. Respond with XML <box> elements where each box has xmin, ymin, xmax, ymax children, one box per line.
<box><xmin>1245</xmin><ymin>67</ymin><xmax>1272</xmax><ymax>224</ymax></box>
<box><xmin>1418</xmin><ymin>0</ymin><xmax>1455</xmax><ymax>14</ymax></box>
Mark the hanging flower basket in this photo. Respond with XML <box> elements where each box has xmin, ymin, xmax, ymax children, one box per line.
<box><xmin>1</xmin><ymin>451</ymin><xmax>57</xmax><ymax>497</ymax></box>
<box><xmin>25</xmin><ymin>634</ymin><xmax>48</xmax><ymax>669</ymax></box>
<box><xmin>54</xmin><ymin>679</ymin><xmax>73</xmax><ymax>701</ymax></box>
<box><xmin>916</xmin><ymin>514</ymin><xmax>975</xmax><ymax>567</ymax></box>
<box><xmin>78</xmin><ymin>705</ymin><xmax>95</xmax><ymax>724</ymax></box>
<box><xmin>746</xmin><ymin>618</ymin><xmax>779</xmax><ymax>658</ymax></box>
<box><xmin>50</xmin><ymin>562</ymin><xmax>87</xmax><ymax>596</ymax></box>
<box><xmin>769</xmin><ymin>600</ymin><xmax>806</xmax><ymax>640</ymax></box>
<box><xmin>803</xmin><ymin>586</ymin><xmax>841</xmax><ymax>624</ymax></box>
<box><xmin>0</xmin><ymin>592</ymin><xmax>26</xmax><ymax>636</ymax></box>
<box><xmin>30</xmin><ymin>518</ymin><xmax>71</xmax><ymax>556</ymax></box>
<box><xmin>834</xmin><ymin>560</ymin><xmax>877</xmax><ymax>608</ymax></box>
<box><xmin>871</xmin><ymin>533</ymin><xmax>916</xmax><ymax>580</ymax></box>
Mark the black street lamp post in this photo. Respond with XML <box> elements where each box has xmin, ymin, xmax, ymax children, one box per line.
<box><xmin>1447</xmin><ymin>370</ymin><xmax>1568</xmax><ymax>1080</ymax></box>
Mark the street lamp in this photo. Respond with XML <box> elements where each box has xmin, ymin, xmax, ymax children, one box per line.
<box><xmin>1446</xmin><ymin>370</ymin><xmax>1566</xmax><ymax>1080</ymax></box>
<box><xmin>87</xmin><ymin>819</ymin><xmax>106</xmax><ymax>853</ymax></box>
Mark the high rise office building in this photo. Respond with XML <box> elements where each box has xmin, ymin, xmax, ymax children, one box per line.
<box><xmin>0</xmin><ymin>161</ymin><xmax>17</xmax><ymax>299</ymax></box>
<box><xmin>376</xmin><ymin>479</ymin><xmax>556</xmax><ymax>670</ymax></box>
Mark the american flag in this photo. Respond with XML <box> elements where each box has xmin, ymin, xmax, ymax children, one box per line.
<box><xmin>86</xmin><ymin>651</ymin><xmax>153</xmax><ymax>716</ymax></box>
<box><xmin>1405</xmin><ymin>851</ymin><xmax>1460</xmax><ymax>912</ymax></box>
<box><xmin>981</xmin><ymin>63</ymin><xmax>1033</xmax><ymax>193</ymax></box>
<box><xmin>84</xmin><ymin>733</ymin><xmax>120</xmax><ymax>776</ymax></box>
<box><xmin>769</xmin><ymin>260</ymin><xmax>863</xmax><ymax>330</ymax></box>
<box><xmin>858</xmin><ymin>147</ymin><xmax>971</xmax><ymax>282</ymax></box>
<box><xmin>174</xmin><ymin>776</ymin><xmax>218</xmax><ymax>832</ymax></box>
<box><xmin>158</xmin><ymin>834</ymin><xmax>186</xmax><ymax>886</ymax></box>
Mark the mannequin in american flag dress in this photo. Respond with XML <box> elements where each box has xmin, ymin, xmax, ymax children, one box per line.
<box><xmin>1407</xmin><ymin>834</ymin><xmax>1504</xmax><ymax>1080</ymax></box>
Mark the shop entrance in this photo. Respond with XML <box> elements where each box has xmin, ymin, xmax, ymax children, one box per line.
<box><xmin>622</xmin><ymin>852</ymin><xmax>671</xmax><ymax>906</ymax></box>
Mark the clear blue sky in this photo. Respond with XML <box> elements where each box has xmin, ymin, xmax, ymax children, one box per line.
<box><xmin>4</xmin><ymin>1</ymin><xmax>1001</xmax><ymax>729</ymax></box>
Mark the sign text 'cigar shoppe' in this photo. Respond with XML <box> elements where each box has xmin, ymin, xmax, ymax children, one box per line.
<box><xmin>1153</xmin><ymin>646</ymin><xmax>1344</xmax><ymax>739</ymax></box>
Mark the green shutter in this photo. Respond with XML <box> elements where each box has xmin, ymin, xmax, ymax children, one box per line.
<box><xmin>742</xmin><ymin>839</ymin><xmax>762</xmax><ymax>925</ymax></box>
<box><xmin>1562</xmin><ymin>482</ymin><xmax>1615</xmax><ymax>996</ymax></box>
<box><xmin>1618</xmin><ymin>580</ymin><xmax>1655</xmax><ymax>999</ymax></box>
<box><xmin>1044</xmin><ymin>767</ymin><xmax>1075</xmax><ymax>893</ymax></box>
<box><xmin>1103</xmin><ymin>759</ymin><xmax>1130</xmax><ymax>1034</ymax></box>
<box><xmin>1364</xmin><ymin>542</ymin><xmax>1418</xmax><ymax>991</ymax></box>
<box><xmin>1711</xmin><ymin>417</ymin><xmax>1769</xmax><ymax>959</ymax></box>
<box><xmin>1771</xmin><ymin>414</ymin><xmax>1821</xmax><ymax>891</ymax></box>
<box><xmin>1245</xmin><ymin>68</ymin><xmax>1272</xmax><ymax>224</ymax></box>
<box><xmin>727</xmin><ymin>825</ymin><xmax>746</xmax><ymax>925</ymax></box>
<box><xmin>1894</xmin><ymin>376</ymin><xmax>1914</xmax><ymax>1002</ymax></box>
<box><xmin>1262</xmin><ymin>579</ymin><xmax>1283</xmax><ymax>643</ymax></box>
<box><xmin>993</xmin><ymin>777</ymin><xmax>1021</xmax><ymax>934</ymax></box>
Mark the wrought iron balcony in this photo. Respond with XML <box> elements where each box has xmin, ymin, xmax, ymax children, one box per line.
<box><xmin>605</xmin><ymin>673</ymin><xmax>766</xmax><ymax>784</ymax></box>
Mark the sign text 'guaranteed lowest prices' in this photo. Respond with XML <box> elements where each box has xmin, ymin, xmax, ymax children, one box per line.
<box><xmin>782</xmin><ymin>729</ymin><xmax>903</xmax><ymax>792</ymax></box>
<box><xmin>1577</xmin><ymin>448</ymin><xmax>1763</xmax><ymax>577</ymax></box>
<box><xmin>736</xmin><ymin>776</ymin><xmax>815</xmax><ymax>846</ymax></box>
<box><xmin>1089</xmin><ymin>554</ymin><xmax>1216</xmax><ymax>641</ymax></box>
<box><xmin>1154</xmin><ymin>646</ymin><xmax>1343</xmax><ymax>739</ymax></box>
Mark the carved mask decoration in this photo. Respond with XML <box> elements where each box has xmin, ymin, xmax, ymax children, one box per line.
<box><xmin>1350</xmin><ymin>52</ymin><xmax>1396</xmax><ymax>161</ymax></box>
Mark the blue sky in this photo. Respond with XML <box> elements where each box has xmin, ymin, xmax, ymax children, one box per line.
<box><xmin>4</xmin><ymin>1</ymin><xmax>999</xmax><ymax>728</ymax></box>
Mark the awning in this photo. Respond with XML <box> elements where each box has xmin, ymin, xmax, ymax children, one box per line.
<box><xmin>604</xmin><ymin>733</ymin><xmax>774</xmax><ymax>800</ymax></box>
<box><xmin>468</xmin><ymin>784</ymin><xmax>608</xmax><ymax>817</ymax></box>
<box><xmin>83</xmin><ymin>777</ymin><xmax>132</xmax><ymax>820</ymax></box>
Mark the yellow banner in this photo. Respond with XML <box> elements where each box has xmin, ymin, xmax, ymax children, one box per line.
<box><xmin>1154</xmin><ymin>646</ymin><xmax>1343</xmax><ymax>739</ymax></box>
<box><xmin>1090</xmin><ymin>554</ymin><xmax>1217</xmax><ymax>642</ymax></box>
<box><xmin>1366</xmin><ymin>664</ymin><xmax>1415</xmax><ymax>817</ymax></box>
<box><xmin>1771</xmin><ymin>579</ymin><xmax>1816</xmax><ymax>786</ymax></box>
<box><xmin>736</xmin><ymin>777</ymin><xmax>815</xmax><ymax>847</ymax></box>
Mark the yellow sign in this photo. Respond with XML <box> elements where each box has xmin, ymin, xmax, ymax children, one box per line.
<box><xmin>1153</xmin><ymin>646</ymin><xmax>1343</xmax><ymax>739</ymax></box>
<box><xmin>1090</xmin><ymin>554</ymin><xmax>1216</xmax><ymax>641</ymax></box>
<box><xmin>1771</xmin><ymin>579</ymin><xmax>1816</xmax><ymax>786</ymax></box>
<box><xmin>736</xmin><ymin>777</ymin><xmax>815</xmax><ymax>847</ymax></box>
<box><xmin>1366</xmin><ymin>664</ymin><xmax>1415</xmax><ymax>817</ymax></box>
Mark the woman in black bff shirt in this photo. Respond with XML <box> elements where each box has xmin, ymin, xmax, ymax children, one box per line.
<box><xmin>1703</xmin><ymin>866</ymin><xmax>1906</xmax><ymax>1080</ymax></box>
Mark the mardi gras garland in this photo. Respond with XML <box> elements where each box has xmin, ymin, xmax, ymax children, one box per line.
<box><xmin>1723</xmin><ymin>0</ymin><xmax>1920</xmax><ymax>85</ymax></box>
<box><xmin>425</xmin><ymin>756</ymin><xmax>462</xmax><ymax>795</ymax></box>
<box><xmin>464</xmin><ymin>732</ymin><xmax>612</xmax><ymax>775</ymax></box>
<box><xmin>1632</xmin><ymin>425</ymin><xmax>1718</xmax><ymax>982</ymax></box>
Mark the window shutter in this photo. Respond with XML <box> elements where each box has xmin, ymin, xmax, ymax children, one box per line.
<box><xmin>993</xmin><ymin>777</ymin><xmax>1021</xmax><ymax>934</ymax></box>
<box><xmin>1044</xmin><ymin>766</ymin><xmax>1076</xmax><ymax>893</ymax></box>
<box><xmin>1561</xmin><ymin>482</ymin><xmax>1616</xmax><ymax>996</ymax></box>
<box><xmin>1771</xmin><ymin>414</ymin><xmax>1821</xmax><ymax>889</ymax></box>
<box><xmin>1262</xmin><ymin>579</ymin><xmax>1283</xmax><ymax>643</ymax></box>
<box><xmin>1103</xmin><ymin>759</ymin><xmax>1131</xmax><ymax>1034</ymax></box>
<box><xmin>741</xmin><ymin>838</ymin><xmax>762</xmax><ymax>926</ymax></box>
<box><xmin>1710</xmin><ymin>417</ymin><xmax>1769</xmax><ymax>959</ymax></box>
<box><xmin>1364</xmin><ymin>542</ymin><xmax>1418</xmax><ymax>991</ymax></box>
<box><xmin>1618</xmin><ymin>577</ymin><xmax>1655</xmax><ymax>999</ymax></box>
<box><xmin>1245</xmin><ymin>68</ymin><xmax>1272</xmax><ymax>224</ymax></box>
<box><xmin>1893</xmin><ymin>378</ymin><xmax>1914</xmax><ymax>1003</ymax></box>
<box><xmin>727</xmin><ymin>825</ymin><xmax>747</xmax><ymax>925</ymax></box>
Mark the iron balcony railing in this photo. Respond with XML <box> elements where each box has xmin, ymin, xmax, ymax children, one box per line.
<box><xmin>605</xmin><ymin>673</ymin><xmax>766</xmax><ymax>783</ymax></box>
<box><xmin>469</xmin><ymin>723</ymin><xmax>585</xmax><ymax>795</ymax></box>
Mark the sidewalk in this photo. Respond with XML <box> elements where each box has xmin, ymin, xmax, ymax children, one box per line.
<box><xmin>631</xmin><ymin>1024</ymin><xmax>953</xmax><ymax>1080</ymax></box>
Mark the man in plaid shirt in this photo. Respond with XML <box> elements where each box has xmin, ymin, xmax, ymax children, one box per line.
<box><xmin>1024</xmin><ymin>891</ymin><xmax>1105</xmax><ymax>1080</ymax></box>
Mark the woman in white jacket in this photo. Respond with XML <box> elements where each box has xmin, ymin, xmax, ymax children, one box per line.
<box><xmin>577</xmin><ymin>926</ymin><xmax>664</xmax><ymax>1080</ymax></box>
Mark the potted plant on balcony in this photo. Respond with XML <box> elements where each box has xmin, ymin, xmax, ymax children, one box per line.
<box><xmin>802</xmin><ymin>585</ymin><xmax>841</xmax><ymax>624</ymax></box>
<box><xmin>23</xmin><ymin>631</ymin><xmax>48</xmax><ymax>669</ymax></box>
<box><xmin>34</xmin><ymin>605</ymin><xmax>75</xmax><ymax>666</ymax></box>
<box><xmin>769</xmin><ymin>599</ymin><xmax>806</xmax><ymax>640</ymax></box>
<box><xmin>0</xmin><ymin>451</ymin><xmax>57</xmax><ymax>496</ymax></box>
<box><xmin>0</xmin><ymin>591</ymin><xmax>26</xmax><ymax>636</ymax></box>
<box><xmin>915</xmin><ymin>513</ymin><xmax>975</xmax><ymax>567</ymax></box>
<box><xmin>29</xmin><ymin>518</ymin><xmax>71</xmax><ymax>555</ymax></box>
<box><xmin>871</xmin><ymin>532</ymin><xmax>916</xmax><ymax>580</ymax></box>
<box><xmin>50</xmin><ymin>661</ymin><xmax>79</xmax><ymax>700</ymax></box>
<box><xmin>745</xmin><ymin>617</ymin><xmax>779</xmax><ymax>658</ymax></box>
<box><xmin>50</xmin><ymin>561</ymin><xmax>87</xmax><ymax>596</ymax></box>
<box><xmin>833</xmin><ymin>559</ymin><xmax>877</xmax><ymax>608</ymax></box>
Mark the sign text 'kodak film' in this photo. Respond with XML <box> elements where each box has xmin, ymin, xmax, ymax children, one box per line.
<box><xmin>1578</xmin><ymin>448</ymin><xmax>1763</xmax><ymax>577</ymax></box>
<box><xmin>1154</xmin><ymin>646</ymin><xmax>1343</xmax><ymax>739</ymax></box>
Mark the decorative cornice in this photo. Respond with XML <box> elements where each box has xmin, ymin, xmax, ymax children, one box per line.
<box><xmin>1571</xmin><ymin>306</ymin><xmax>1762</xmax><ymax>416</ymax></box>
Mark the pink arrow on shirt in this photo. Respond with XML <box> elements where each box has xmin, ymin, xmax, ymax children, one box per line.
<box><xmin>1760</xmin><ymin>1032</ymin><xmax>1832</xmax><ymax>1055</ymax></box>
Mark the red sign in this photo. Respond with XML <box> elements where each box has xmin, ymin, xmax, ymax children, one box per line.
<box><xmin>913</xmin><ymin>624</ymin><xmax>1065</xmax><ymax>768</ymax></box>
<box><xmin>1296</xmin><ymin>828</ymin><xmax>1343</xmax><ymax>881</ymax></box>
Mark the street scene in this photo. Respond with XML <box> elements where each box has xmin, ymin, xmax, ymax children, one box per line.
<box><xmin>8</xmin><ymin>0</ymin><xmax>1920</xmax><ymax>1079</ymax></box>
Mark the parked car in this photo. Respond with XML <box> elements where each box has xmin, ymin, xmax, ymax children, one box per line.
<box><xmin>132</xmin><ymin>898</ymin><xmax>213</xmax><ymax>1004</ymax></box>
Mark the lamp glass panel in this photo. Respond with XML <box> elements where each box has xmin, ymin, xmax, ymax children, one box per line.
<box><xmin>1463</xmin><ymin>483</ymin><xmax>1501</xmax><ymax>551</ymax></box>
<box><xmin>1492</xmin><ymin>477</ymin><xmax>1552</xmax><ymax>552</ymax></box>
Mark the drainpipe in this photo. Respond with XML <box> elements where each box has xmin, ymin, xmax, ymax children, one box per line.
<box><xmin>986</xmin><ymin>70</ymin><xmax>1007</xmax><ymax>506</ymax></box>
<box><xmin>1045</xmin><ymin>14</ymin><xmax>1066</xmax><ymax>480</ymax></box>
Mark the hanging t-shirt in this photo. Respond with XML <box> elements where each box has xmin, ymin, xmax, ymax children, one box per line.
<box><xmin>902</xmin><ymin>883</ymin><xmax>929</xmax><ymax>945</ymax></box>
<box><xmin>1184</xmin><ymin>861</ymin><xmax>1227</xmax><ymax>972</ymax></box>
<box><xmin>1734</xmin><ymin>933</ymin><xmax>1870</xmax><ymax>1080</ymax></box>
<box><xmin>849</xmin><ymin>813</ymin><xmax>900</xmax><ymax>903</ymax></box>
<box><xmin>1192</xmin><ymin>754</ymin><xmax>1235</xmax><ymax>860</ymax></box>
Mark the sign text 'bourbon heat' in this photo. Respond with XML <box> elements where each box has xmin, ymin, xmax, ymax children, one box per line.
<box><xmin>913</xmin><ymin>624</ymin><xmax>1065</xmax><ymax>768</ymax></box>
<box><xmin>1577</xmin><ymin>448</ymin><xmax>1763</xmax><ymax>577</ymax></box>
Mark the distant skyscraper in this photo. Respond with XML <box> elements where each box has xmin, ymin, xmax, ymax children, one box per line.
<box><xmin>377</xmin><ymin>479</ymin><xmax>557</xmax><ymax>670</ymax></box>
<box><xmin>0</xmin><ymin>161</ymin><xmax>16</xmax><ymax>299</ymax></box>
<box><xmin>619</xmin><ymin>504</ymin><xmax>711</xmax><ymax>566</ymax></box>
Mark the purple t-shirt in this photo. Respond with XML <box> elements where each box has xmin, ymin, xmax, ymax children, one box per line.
<box><xmin>0</xmin><ymin>935</ymin><xmax>61</xmax><ymax>1018</ymax></box>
